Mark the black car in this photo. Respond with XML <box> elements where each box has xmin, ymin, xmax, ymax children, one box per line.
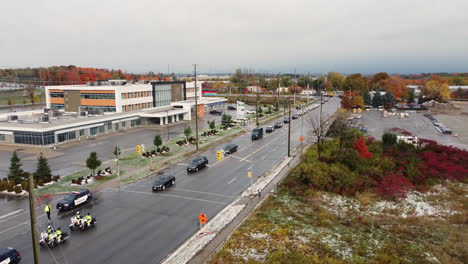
<box><xmin>209</xmin><ymin>109</ymin><xmax>223</xmax><ymax>115</ymax></box>
<box><xmin>56</xmin><ymin>189</ymin><xmax>93</xmax><ymax>211</ymax></box>
<box><xmin>223</xmin><ymin>144</ymin><xmax>238</xmax><ymax>154</ymax></box>
<box><xmin>283</xmin><ymin>117</ymin><xmax>290</xmax><ymax>123</ymax></box>
<box><xmin>187</xmin><ymin>156</ymin><xmax>209</xmax><ymax>172</ymax></box>
<box><xmin>152</xmin><ymin>175</ymin><xmax>176</xmax><ymax>191</ymax></box>
<box><xmin>251</xmin><ymin>127</ymin><xmax>263</xmax><ymax>140</ymax></box>
<box><xmin>274</xmin><ymin>121</ymin><xmax>283</xmax><ymax>128</ymax></box>
<box><xmin>227</xmin><ymin>106</ymin><xmax>237</xmax><ymax>110</ymax></box>
<box><xmin>0</xmin><ymin>248</ymin><xmax>21</xmax><ymax>263</ymax></box>
<box><xmin>266</xmin><ymin>126</ymin><xmax>275</xmax><ymax>133</ymax></box>
<box><xmin>292</xmin><ymin>114</ymin><xmax>299</xmax><ymax>119</ymax></box>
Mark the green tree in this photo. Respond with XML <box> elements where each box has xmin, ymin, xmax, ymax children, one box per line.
<box><xmin>209</xmin><ymin>120</ymin><xmax>215</xmax><ymax>130</ymax></box>
<box><xmin>383</xmin><ymin>91</ymin><xmax>396</xmax><ymax>109</ymax></box>
<box><xmin>267</xmin><ymin>79</ymin><xmax>279</xmax><ymax>91</ymax></box>
<box><xmin>382</xmin><ymin>132</ymin><xmax>397</xmax><ymax>147</ymax></box>
<box><xmin>363</xmin><ymin>91</ymin><xmax>372</xmax><ymax>105</ymax></box>
<box><xmin>344</xmin><ymin>73</ymin><xmax>368</xmax><ymax>94</ymax></box>
<box><xmin>296</xmin><ymin>76</ymin><xmax>308</xmax><ymax>87</ymax></box>
<box><xmin>7</xmin><ymin>97</ymin><xmax>13</xmax><ymax>106</ymax></box>
<box><xmin>452</xmin><ymin>76</ymin><xmax>464</xmax><ymax>85</ymax></box>
<box><xmin>280</xmin><ymin>76</ymin><xmax>291</xmax><ymax>87</ymax></box>
<box><xmin>408</xmin><ymin>89</ymin><xmax>415</xmax><ymax>103</ymax></box>
<box><xmin>153</xmin><ymin>135</ymin><xmax>162</xmax><ymax>149</ymax></box>
<box><xmin>86</xmin><ymin>152</ymin><xmax>101</xmax><ymax>176</ymax></box>
<box><xmin>372</xmin><ymin>91</ymin><xmax>383</xmax><ymax>108</ymax></box>
<box><xmin>230</xmin><ymin>69</ymin><xmax>248</xmax><ymax>92</ymax></box>
<box><xmin>184</xmin><ymin>126</ymin><xmax>192</xmax><ymax>141</ymax></box>
<box><xmin>8</xmin><ymin>151</ymin><xmax>24</xmax><ymax>183</ymax></box>
<box><xmin>33</xmin><ymin>153</ymin><xmax>52</xmax><ymax>181</ymax></box>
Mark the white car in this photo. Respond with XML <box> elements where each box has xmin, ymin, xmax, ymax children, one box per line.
<box><xmin>246</xmin><ymin>110</ymin><xmax>256</xmax><ymax>114</ymax></box>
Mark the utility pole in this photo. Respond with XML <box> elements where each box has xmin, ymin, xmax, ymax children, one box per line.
<box><xmin>288</xmin><ymin>99</ymin><xmax>291</xmax><ymax>157</ymax></box>
<box><xmin>307</xmin><ymin>72</ymin><xmax>310</xmax><ymax>104</ymax></box>
<box><xmin>256</xmin><ymin>79</ymin><xmax>259</xmax><ymax>127</ymax></box>
<box><xmin>193</xmin><ymin>64</ymin><xmax>199</xmax><ymax>150</ymax></box>
<box><xmin>27</xmin><ymin>173</ymin><xmax>41</xmax><ymax>264</ymax></box>
<box><xmin>277</xmin><ymin>73</ymin><xmax>280</xmax><ymax>113</ymax></box>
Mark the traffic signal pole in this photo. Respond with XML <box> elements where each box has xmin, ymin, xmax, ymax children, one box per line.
<box><xmin>28</xmin><ymin>173</ymin><xmax>41</xmax><ymax>264</ymax></box>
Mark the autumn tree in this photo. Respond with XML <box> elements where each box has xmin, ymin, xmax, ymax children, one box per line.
<box><xmin>341</xmin><ymin>94</ymin><xmax>354</xmax><ymax>109</ymax></box>
<box><xmin>25</xmin><ymin>85</ymin><xmax>36</xmax><ymax>105</ymax></box>
<box><xmin>327</xmin><ymin>72</ymin><xmax>345</xmax><ymax>90</ymax></box>
<box><xmin>451</xmin><ymin>76</ymin><xmax>464</xmax><ymax>85</ymax></box>
<box><xmin>370</xmin><ymin>72</ymin><xmax>389</xmax><ymax>89</ymax></box>
<box><xmin>353</xmin><ymin>136</ymin><xmax>372</xmax><ymax>159</ymax></box>
<box><xmin>383</xmin><ymin>76</ymin><xmax>408</xmax><ymax>99</ymax></box>
<box><xmin>422</xmin><ymin>80</ymin><xmax>450</xmax><ymax>102</ymax></box>
<box><xmin>343</xmin><ymin>73</ymin><xmax>367</xmax><ymax>94</ymax></box>
<box><xmin>353</xmin><ymin>95</ymin><xmax>365</xmax><ymax>109</ymax></box>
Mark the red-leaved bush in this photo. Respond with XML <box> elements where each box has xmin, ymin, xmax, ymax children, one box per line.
<box><xmin>353</xmin><ymin>136</ymin><xmax>372</xmax><ymax>159</ymax></box>
<box><xmin>376</xmin><ymin>172</ymin><xmax>414</xmax><ymax>199</ymax></box>
<box><xmin>419</xmin><ymin>143</ymin><xmax>468</xmax><ymax>181</ymax></box>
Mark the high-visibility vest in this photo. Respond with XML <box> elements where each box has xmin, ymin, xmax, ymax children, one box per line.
<box><xmin>45</xmin><ymin>205</ymin><xmax>51</xmax><ymax>212</ymax></box>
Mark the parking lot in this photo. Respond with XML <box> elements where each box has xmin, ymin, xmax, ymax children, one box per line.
<box><xmin>358</xmin><ymin>110</ymin><xmax>468</xmax><ymax>150</ymax></box>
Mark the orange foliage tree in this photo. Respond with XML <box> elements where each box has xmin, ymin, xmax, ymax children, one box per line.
<box><xmin>383</xmin><ymin>76</ymin><xmax>409</xmax><ymax>99</ymax></box>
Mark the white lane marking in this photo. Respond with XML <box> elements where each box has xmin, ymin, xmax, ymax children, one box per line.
<box><xmin>172</xmin><ymin>188</ymin><xmax>235</xmax><ymax>197</ymax></box>
<box><xmin>0</xmin><ymin>222</ymin><xmax>28</xmax><ymax>235</ymax></box>
<box><xmin>227</xmin><ymin>177</ymin><xmax>237</xmax><ymax>184</ymax></box>
<box><xmin>178</xmin><ymin>163</ymin><xmax>189</xmax><ymax>166</ymax></box>
<box><xmin>0</xmin><ymin>209</ymin><xmax>24</xmax><ymax>220</ymax></box>
<box><xmin>117</xmin><ymin>189</ymin><xmax>229</xmax><ymax>205</ymax></box>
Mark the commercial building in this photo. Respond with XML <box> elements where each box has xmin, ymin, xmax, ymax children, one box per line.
<box><xmin>0</xmin><ymin>80</ymin><xmax>226</xmax><ymax>146</ymax></box>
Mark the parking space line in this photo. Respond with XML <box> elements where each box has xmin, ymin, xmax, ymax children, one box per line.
<box><xmin>171</xmin><ymin>188</ymin><xmax>235</xmax><ymax>197</ymax></box>
<box><xmin>178</xmin><ymin>163</ymin><xmax>189</xmax><ymax>166</ymax></box>
<box><xmin>116</xmin><ymin>189</ymin><xmax>229</xmax><ymax>205</ymax></box>
<box><xmin>227</xmin><ymin>177</ymin><xmax>237</xmax><ymax>184</ymax></box>
<box><xmin>0</xmin><ymin>209</ymin><xmax>24</xmax><ymax>220</ymax></box>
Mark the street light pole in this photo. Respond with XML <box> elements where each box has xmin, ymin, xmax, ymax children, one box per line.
<box><xmin>288</xmin><ymin>99</ymin><xmax>291</xmax><ymax>157</ymax></box>
<box><xmin>27</xmin><ymin>173</ymin><xmax>41</xmax><ymax>264</ymax></box>
<box><xmin>193</xmin><ymin>64</ymin><xmax>199</xmax><ymax>151</ymax></box>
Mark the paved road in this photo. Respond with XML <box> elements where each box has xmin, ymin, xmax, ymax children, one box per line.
<box><xmin>0</xmin><ymin>100</ymin><xmax>339</xmax><ymax>264</ymax></box>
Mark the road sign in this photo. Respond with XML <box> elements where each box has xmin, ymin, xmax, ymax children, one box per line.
<box><xmin>299</xmin><ymin>136</ymin><xmax>304</xmax><ymax>142</ymax></box>
<box><xmin>136</xmin><ymin>145</ymin><xmax>142</xmax><ymax>155</ymax></box>
<box><xmin>247</xmin><ymin>171</ymin><xmax>252</xmax><ymax>178</ymax></box>
<box><xmin>216</xmin><ymin>150</ymin><xmax>223</xmax><ymax>161</ymax></box>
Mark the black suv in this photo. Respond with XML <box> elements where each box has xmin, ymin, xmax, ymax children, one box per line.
<box><xmin>209</xmin><ymin>109</ymin><xmax>223</xmax><ymax>115</ymax></box>
<box><xmin>283</xmin><ymin>117</ymin><xmax>290</xmax><ymax>123</ymax></box>
<box><xmin>187</xmin><ymin>156</ymin><xmax>209</xmax><ymax>172</ymax></box>
<box><xmin>152</xmin><ymin>175</ymin><xmax>176</xmax><ymax>191</ymax></box>
<box><xmin>223</xmin><ymin>144</ymin><xmax>238</xmax><ymax>154</ymax></box>
<box><xmin>251</xmin><ymin>127</ymin><xmax>263</xmax><ymax>140</ymax></box>
<box><xmin>0</xmin><ymin>248</ymin><xmax>21</xmax><ymax>264</ymax></box>
<box><xmin>274</xmin><ymin>121</ymin><xmax>283</xmax><ymax>128</ymax></box>
<box><xmin>56</xmin><ymin>189</ymin><xmax>93</xmax><ymax>211</ymax></box>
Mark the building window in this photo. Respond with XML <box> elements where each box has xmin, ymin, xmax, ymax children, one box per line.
<box><xmin>57</xmin><ymin>131</ymin><xmax>76</xmax><ymax>143</ymax></box>
<box><xmin>115</xmin><ymin>123</ymin><xmax>120</xmax><ymax>130</ymax></box>
<box><xmin>50</xmin><ymin>92</ymin><xmax>64</xmax><ymax>98</ymax></box>
<box><xmin>99</xmin><ymin>126</ymin><xmax>105</xmax><ymax>133</ymax></box>
<box><xmin>81</xmin><ymin>106</ymin><xmax>116</xmax><ymax>112</ymax></box>
<box><xmin>80</xmin><ymin>93</ymin><xmax>115</xmax><ymax>99</ymax></box>
<box><xmin>0</xmin><ymin>134</ymin><xmax>5</xmax><ymax>141</ymax></box>
<box><xmin>107</xmin><ymin>121</ymin><xmax>112</xmax><ymax>130</ymax></box>
<box><xmin>122</xmin><ymin>106</ymin><xmax>125</xmax><ymax>112</ymax></box>
<box><xmin>121</xmin><ymin>93</ymin><xmax>125</xmax><ymax>99</ymax></box>
<box><xmin>79</xmin><ymin>129</ymin><xmax>85</xmax><ymax>136</ymax></box>
<box><xmin>13</xmin><ymin>131</ymin><xmax>55</xmax><ymax>145</ymax></box>
<box><xmin>51</xmin><ymin>104</ymin><xmax>65</xmax><ymax>109</ymax></box>
<box><xmin>121</xmin><ymin>121</ymin><xmax>126</xmax><ymax>128</ymax></box>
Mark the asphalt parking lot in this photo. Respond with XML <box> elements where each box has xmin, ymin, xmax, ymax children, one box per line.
<box><xmin>359</xmin><ymin>110</ymin><xmax>468</xmax><ymax>149</ymax></box>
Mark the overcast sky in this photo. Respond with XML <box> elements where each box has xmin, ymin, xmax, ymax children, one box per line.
<box><xmin>1</xmin><ymin>0</ymin><xmax>467</xmax><ymax>74</ymax></box>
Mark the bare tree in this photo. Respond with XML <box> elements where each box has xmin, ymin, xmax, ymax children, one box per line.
<box><xmin>25</xmin><ymin>84</ymin><xmax>36</xmax><ymax>105</ymax></box>
<box><xmin>307</xmin><ymin>114</ymin><xmax>333</xmax><ymax>159</ymax></box>
<box><xmin>326</xmin><ymin>110</ymin><xmax>350</xmax><ymax>156</ymax></box>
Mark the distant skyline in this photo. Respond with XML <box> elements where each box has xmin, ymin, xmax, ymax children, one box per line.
<box><xmin>1</xmin><ymin>0</ymin><xmax>467</xmax><ymax>74</ymax></box>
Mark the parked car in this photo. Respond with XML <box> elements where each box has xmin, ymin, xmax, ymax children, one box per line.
<box><xmin>283</xmin><ymin>117</ymin><xmax>290</xmax><ymax>123</ymax></box>
<box><xmin>266</xmin><ymin>126</ymin><xmax>275</xmax><ymax>133</ymax></box>
<box><xmin>0</xmin><ymin>248</ymin><xmax>21</xmax><ymax>264</ymax></box>
<box><xmin>251</xmin><ymin>127</ymin><xmax>264</xmax><ymax>140</ymax></box>
<box><xmin>223</xmin><ymin>144</ymin><xmax>238</xmax><ymax>154</ymax></box>
<box><xmin>246</xmin><ymin>110</ymin><xmax>256</xmax><ymax>114</ymax></box>
<box><xmin>274</xmin><ymin>121</ymin><xmax>283</xmax><ymax>128</ymax></box>
<box><xmin>187</xmin><ymin>156</ymin><xmax>209</xmax><ymax>172</ymax></box>
<box><xmin>152</xmin><ymin>174</ymin><xmax>176</xmax><ymax>191</ymax></box>
<box><xmin>227</xmin><ymin>106</ymin><xmax>237</xmax><ymax>110</ymax></box>
<box><xmin>56</xmin><ymin>189</ymin><xmax>93</xmax><ymax>211</ymax></box>
<box><xmin>292</xmin><ymin>114</ymin><xmax>299</xmax><ymax>119</ymax></box>
<box><xmin>209</xmin><ymin>109</ymin><xmax>223</xmax><ymax>115</ymax></box>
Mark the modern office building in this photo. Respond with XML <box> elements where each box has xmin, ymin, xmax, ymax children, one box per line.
<box><xmin>0</xmin><ymin>80</ymin><xmax>227</xmax><ymax>146</ymax></box>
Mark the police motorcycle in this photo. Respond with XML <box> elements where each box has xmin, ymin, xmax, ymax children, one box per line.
<box><xmin>39</xmin><ymin>228</ymin><xmax>69</xmax><ymax>248</ymax></box>
<box><xmin>69</xmin><ymin>213</ymin><xmax>97</xmax><ymax>232</ymax></box>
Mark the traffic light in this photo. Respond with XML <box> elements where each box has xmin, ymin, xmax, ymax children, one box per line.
<box><xmin>216</xmin><ymin>150</ymin><xmax>223</xmax><ymax>161</ymax></box>
<box><xmin>136</xmin><ymin>145</ymin><xmax>142</xmax><ymax>155</ymax></box>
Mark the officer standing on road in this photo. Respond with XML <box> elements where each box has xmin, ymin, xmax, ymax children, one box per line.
<box><xmin>44</xmin><ymin>202</ymin><xmax>52</xmax><ymax>220</ymax></box>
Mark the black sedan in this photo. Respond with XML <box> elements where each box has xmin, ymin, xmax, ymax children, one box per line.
<box><xmin>187</xmin><ymin>156</ymin><xmax>209</xmax><ymax>172</ymax></box>
<box><xmin>292</xmin><ymin>114</ymin><xmax>299</xmax><ymax>119</ymax></box>
<box><xmin>227</xmin><ymin>106</ymin><xmax>237</xmax><ymax>110</ymax></box>
<box><xmin>0</xmin><ymin>248</ymin><xmax>21</xmax><ymax>264</ymax></box>
<box><xmin>209</xmin><ymin>109</ymin><xmax>223</xmax><ymax>115</ymax></box>
<box><xmin>152</xmin><ymin>175</ymin><xmax>175</xmax><ymax>191</ymax></box>
<box><xmin>223</xmin><ymin>144</ymin><xmax>238</xmax><ymax>154</ymax></box>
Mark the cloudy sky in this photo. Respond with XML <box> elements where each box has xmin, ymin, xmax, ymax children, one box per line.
<box><xmin>1</xmin><ymin>0</ymin><xmax>467</xmax><ymax>74</ymax></box>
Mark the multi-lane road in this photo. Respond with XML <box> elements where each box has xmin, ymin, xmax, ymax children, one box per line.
<box><xmin>0</xmin><ymin>99</ymin><xmax>339</xmax><ymax>264</ymax></box>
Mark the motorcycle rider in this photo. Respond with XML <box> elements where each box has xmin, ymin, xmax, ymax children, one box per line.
<box><xmin>55</xmin><ymin>227</ymin><xmax>62</xmax><ymax>243</ymax></box>
<box><xmin>75</xmin><ymin>211</ymin><xmax>82</xmax><ymax>227</ymax></box>
<box><xmin>85</xmin><ymin>213</ymin><xmax>93</xmax><ymax>228</ymax></box>
<box><xmin>46</xmin><ymin>224</ymin><xmax>54</xmax><ymax>234</ymax></box>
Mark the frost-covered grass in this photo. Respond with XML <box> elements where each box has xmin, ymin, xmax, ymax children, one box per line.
<box><xmin>209</xmin><ymin>182</ymin><xmax>467</xmax><ymax>264</ymax></box>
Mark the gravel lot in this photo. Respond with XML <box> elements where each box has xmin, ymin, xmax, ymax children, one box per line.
<box><xmin>359</xmin><ymin>110</ymin><xmax>468</xmax><ymax>150</ymax></box>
